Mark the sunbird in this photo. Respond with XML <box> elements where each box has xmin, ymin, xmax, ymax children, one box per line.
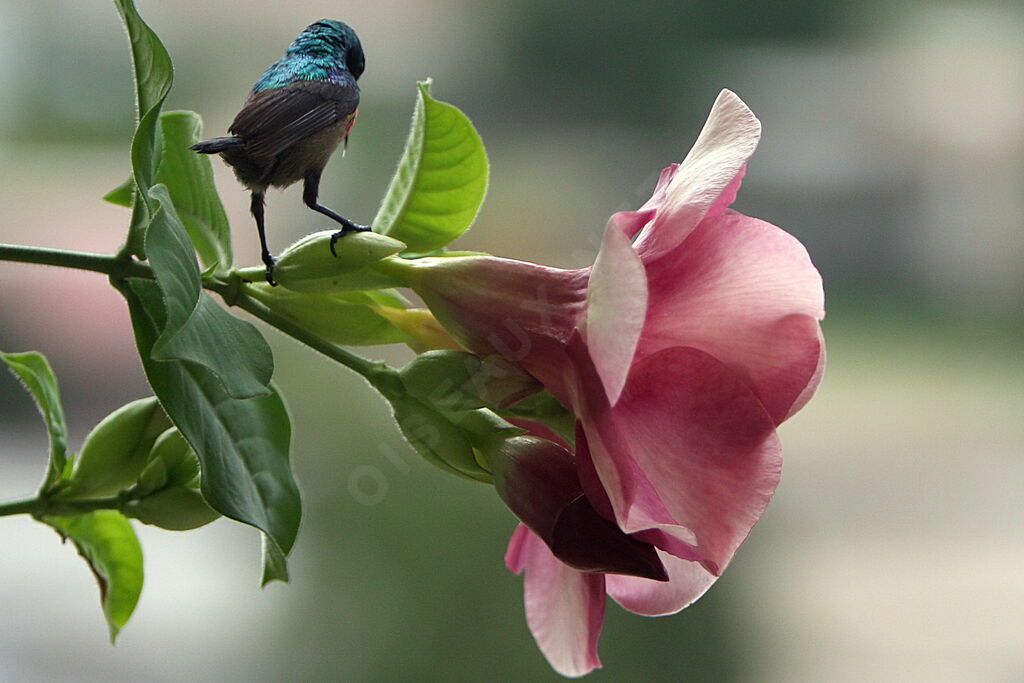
<box><xmin>191</xmin><ymin>19</ymin><xmax>368</xmax><ymax>285</ymax></box>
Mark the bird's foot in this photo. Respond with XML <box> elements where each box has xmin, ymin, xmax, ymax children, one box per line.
<box><xmin>262</xmin><ymin>254</ymin><xmax>278</xmax><ymax>287</ymax></box>
<box><xmin>329</xmin><ymin>223</ymin><xmax>373</xmax><ymax>257</ymax></box>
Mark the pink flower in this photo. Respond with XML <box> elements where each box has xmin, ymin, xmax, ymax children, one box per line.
<box><xmin>385</xmin><ymin>90</ymin><xmax>824</xmax><ymax>676</ymax></box>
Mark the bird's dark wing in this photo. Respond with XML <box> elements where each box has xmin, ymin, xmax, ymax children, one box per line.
<box><xmin>229</xmin><ymin>79</ymin><xmax>359</xmax><ymax>159</ymax></box>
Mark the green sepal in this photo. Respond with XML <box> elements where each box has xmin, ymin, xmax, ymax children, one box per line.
<box><xmin>399</xmin><ymin>350</ymin><xmax>542</xmax><ymax>411</ymax></box>
<box><xmin>374</xmin><ymin>79</ymin><xmax>488</xmax><ymax>253</ymax></box>
<box><xmin>57</xmin><ymin>397</ymin><xmax>170</xmax><ymax>499</ymax></box>
<box><xmin>1</xmin><ymin>349</ymin><xmax>68</xmax><ymax>489</ymax></box>
<box><xmin>43</xmin><ymin>511</ymin><xmax>143</xmax><ymax>642</ymax></box>
<box><xmin>499</xmin><ymin>391</ymin><xmax>578</xmax><ymax>446</ymax></box>
<box><xmin>245</xmin><ymin>284</ymin><xmax>411</xmax><ymax>347</ymax></box>
<box><xmin>390</xmin><ymin>396</ymin><xmax>492</xmax><ymax>483</ymax></box>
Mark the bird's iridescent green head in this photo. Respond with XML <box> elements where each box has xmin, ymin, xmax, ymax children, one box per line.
<box><xmin>252</xmin><ymin>19</ymin><xmax>365</xmax><ymax>93</ymax></box>
<box><xmin>290</xmin><ymin>20</ymin><xmax>364</xmax><ymax>78</ymax></box>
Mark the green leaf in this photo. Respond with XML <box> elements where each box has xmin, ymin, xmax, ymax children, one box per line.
<box><xmin>114</xmin><ymin>0</ymin><xmax>174</xmax><ymax>257</ymax></box>
<box><xmin>122</xmin><ymin>278</ymin><xmax>299</xmax><ymax>584</ymax></box>
<box><xmin>44</xmin><ymin>511</ymin><xmax>143</xmax><ymax>642</ymax></box>
<box><xmin>59</xmin><ymin>397</ymin><xmax>170</xmax><ymax>499</ymax></box>
<box><xmin>1</xmin><ymin>350</ymin><xmax>68</xmax><ymax>488</ymax></box>
<box><xmin>154</xmin><ymin>110</ymin><xmax>233</xmax><ymax>269</ymax></box>
<box><xmin>374</xmin><ymin>79</ymin><xmax>488</xmax><ymax>253</ymax></box>
<box><xmin>146</xmin><ymin>184</ymin><xmax>272</xmax><ymax>399</ymax></box>
<box><xmin>103</xmin><ymin>177</ymin><xmax>135</xmax><ymax>207</ymax></box>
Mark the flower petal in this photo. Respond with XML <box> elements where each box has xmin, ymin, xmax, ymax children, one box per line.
<box><xmin>634</xmin><ymin>90</ymin><xmax>761</xmax><ymax>261</ymax></box>
<box><xmin>506</xmin><ymin>525</ymin><xmax>606</xmax><ymax>678</ymax></box>
<box><xmin>406</xmin><ymin>255</ymin><xmax>588</xmax><ymax>402</ymax></box>
<box><xmin>605</xmin><ymin>163</ymin><xmax>679</xmax><ymax>240</ymax></box>
<box><xmin>583</xmin><ymin>226</ymin><xmax>648</xmax><ymax>405</ymax></box>
<box><xmin>606</xmin><ymin>550</ymin><xmax>717</xmax><ymax>616</ymax></box>
<box><xmin>571</xmin><ymin>341</ymin><xmax>782</xmax><ymax>578</ymax></box>
<box><xmin>641</xmin><ymin>211</ymin><xmax>825</xmax><ymax>424</ymax></box>
<box><xmin>491</xmin><ymin>436</ymin><xmax>667</xmax><ymax>579</ymax></box>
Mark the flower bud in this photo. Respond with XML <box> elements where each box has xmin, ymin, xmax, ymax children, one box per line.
<box><xmin>399</xmin><ymin>350</ymin><xmax>542</xmax><ymax>411</ymax></box>
<box><xmin>124</xmin><ymin>486</ymin><xmax>219</xmax><ymax>531</ymax></box>
<box><xmin>246</xmin><ymin>285</ymin><xmax>410</xmax><ymax>346</ymax></box>
<box><xmin>371</xmin><ymin>307</ymin><xmax>461</xmax><ymax>353</ymax></box>
<box><xmin>122</xmin><ymin>428</ymin><xmax>219</xmax><ymax>530</ymax></box>
<box><xmin>273</xmin><ymin>230</ymin><xmax>407</xmax><ymax>292</ymax></box>
<box><xmin>390</xmin><ymin>396</ymin><xmax>492</xmax><ymax>482</ymax></box>
<box><xmin>488</xmin><ymin>436</ymin><xmax>667</xmax><ymax>581</ymax></box>
<box><xmin>59</xmin><ymin>397</ymin><xmax>170</xmax><ymax>499</ymax></box>
<box><xmin>131</xmin><ymin>427</ymin><xmax>198</xmax><ymax>498</ymax></box>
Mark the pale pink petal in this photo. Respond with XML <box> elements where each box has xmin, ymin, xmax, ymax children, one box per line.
<box><xmin>571</xmin><ymin>342</ymin><xmax>782</xmax><ymax>577</ymax></box>
<box><xmin>606</xmin><ymin>551</ymin><xmax>717</xmax><ymax>616</ymax></box>
<box><xmin>583</xmin><ymin>226</ymin><xmax>648</xmax><ymax>405</ymax></box>
<box><xmin>639</xmin><ymin>163</ymin><xmax>680</xmax><ymax>212</ymax></box>
<box><xmin>606</xmin><ymin>164</ymin><xmax>678</xmax><ymax>240</ymax></box>
<box><xmin>506</xmin><ymin>525</ymin><xmax>606</xmax><ymax>678</ymax></box>
<box><xmin>634</xmin><ymin>90</ymin><xmax>761</xmax><ymax>261</ymax></box>
<box><xmin>641</xmin><ymin>211</ymin><xmax>825</xmax><ymax>424</ymax></box>
<box><xmin>606</xmin><ymin>208</ymin><xmax>655</xmax><ymax>241</ymax></box>
<box><xmin>574</xmin><ymin>422</ymin><xmax>711</xmax><ymax>567</ymax></box>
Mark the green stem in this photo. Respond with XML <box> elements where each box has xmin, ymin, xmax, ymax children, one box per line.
<box><xmin>0</xmin><ymin>243</ymin><xmax>152</xmax><ymax>279</ymax></box>
<box><xmin>205</xmin><ymin>278</ymin><xmax>400</xmax><ymax>392</ymax></box>
<box><xmin>0</xmin><ymin>494</ymin><xmax>124</xmax><ymax>519</ymax></box>
<box><xmin>0</xmin><ymin>242</ymin><xmax>397</xmax><ymax>390</ymax></box>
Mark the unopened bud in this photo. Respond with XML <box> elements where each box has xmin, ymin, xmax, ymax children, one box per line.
<box><xmin>399</xmin><ymin>350</ymin><xmax>541</xmax><ymax>411</ymax></box>
<box><xmin>274</xmin><ymin>230</ymin><xmax>407</xmax><ymax>292</ymax></box>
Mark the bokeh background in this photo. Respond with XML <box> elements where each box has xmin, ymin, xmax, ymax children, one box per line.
<box><xmin>1</xmin><ymin>1</ymin><xmax>1022</xmax><ymax>680</ymax></box>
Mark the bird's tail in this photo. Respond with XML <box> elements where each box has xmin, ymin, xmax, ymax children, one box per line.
<box><xmin>190</xmin><ymin>136</ymin><xmax>244</xmax><ymax>154</ymax></box>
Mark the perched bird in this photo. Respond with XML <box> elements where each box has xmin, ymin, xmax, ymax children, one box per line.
<box><xmin>191</xmin><ymin>19</ymin><xmax>369</xmax><ymax>284</ymax></box>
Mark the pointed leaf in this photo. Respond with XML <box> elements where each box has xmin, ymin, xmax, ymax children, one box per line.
<box><xmin>114</xmin><ymin>0</ymin><xmax>174</xmax><ymax>257</ymax></box>
<box><xmin>374</xmin><ymin>80</ymin><xmax>488</xmax><ymax>253</ymax></box>
<box><xmin>146</xmin><ymin>184</ymin><xmax>272</xmax><ymax>399</ymax></box>
<box><xmin>154</xmin><ymin>110</ymin><xmax>232</xmax><ymax>269</ymax></box>
<box><xmin>1</xmin><ymin>350</ymin><xmax>68</xmax><ymax>488</ymax></box>
<box><xmin>103</xmin><ymin>177</ymin><xmax>135</xmax><ymax>207</ymax></box>
<box><xmin>44</xmin><ymin>511</ymin><xmax>143</xmax><ymax>642</ymax></box>
<box><xmin>123</xmin><ymin>278</ymin><xmax>299</xmax><ymax>583</ymax></box>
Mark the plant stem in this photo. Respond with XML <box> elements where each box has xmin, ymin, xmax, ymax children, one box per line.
<box><xmin>205</xmin><ymin>278</ymin><xmax>400</xmax><ymax>391</ymax></box>
<box><xmin>0</xmin><ymin>243</ymin><xmax>151</xmax><ymax>279</ymax></box>
<box><xmin>0</xmin><ymin>494</ymin><xmax>124</xmax><ymax>519</ymax></box>
<box><xmin>0</xmin><ymin>242</ymin><xmax>399</xmax><ymax>390</ymax></box>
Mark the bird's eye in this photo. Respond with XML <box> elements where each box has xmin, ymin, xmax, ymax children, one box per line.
<box><xmin>348</xmin><ymin>49</ymin><xmax>365</xmax><ymax>79</ymax></box>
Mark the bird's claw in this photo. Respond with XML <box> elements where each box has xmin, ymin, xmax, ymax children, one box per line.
<box><xmin>263</xmin><ymin>257</ymin><xmax>278</xmax><ymax>287</ymax></box>
<box><xmin>329</xmin><ymin>224</ymin><xmax>372</xmax><ymax>257</ymax></box>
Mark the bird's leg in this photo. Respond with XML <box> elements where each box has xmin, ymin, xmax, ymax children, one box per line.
<box><xmin>302</xmin><ymin>170</ymin><xmax>370</xmax><ymax>257</ymax></box>
<box><xmin>250</xmin><ymin>191</ymin><xmax>277</xmax><ymax>286</ymax></box>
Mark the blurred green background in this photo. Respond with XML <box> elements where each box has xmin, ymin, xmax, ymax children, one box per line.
<box><xmin>1</xmin><ymin>1</ymin><xmax>1022</xmax><ymax>680</ymax></box>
